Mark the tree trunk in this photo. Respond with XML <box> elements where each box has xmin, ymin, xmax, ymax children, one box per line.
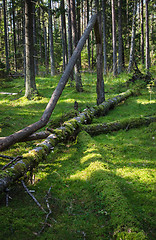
<box><xmin>128</xmin><ymin>0</ymin><xmax>137</xmax><ymax>73</ymax></box>
<box><xmin>0</xmin><ymin>13</ymin><xmax>98</xmax><ymax>152</ymax></box>
<box><xmin>70</xmin><ymin>0</ymin><xmax>83</xmax><ymax>92</ymax></box>
<box><xmin>61</xmin><ymin>0</ymin><xmax>68</xmax><ymax>71</ymax></box>
<box><xmin>67</xmin><ymin>0</ymin><xmax>74</xmax><ymax>83</ymax></box>
<box><xmin>43</xmin><ymin>14</ymin><xmax>48</xmax><ymax>75</ymax></box>
<box><xmin>82</xmin><ymin>116</ymin><xmax>156</xmax><ymax>136</ymax></box>
<box><xmin>87</xmin><ymin>0</ymin><xmax>91</xmax><ymax>69</ymax></box>
<box><xmin>22</xmin><ymin>3</ymin><xmax>26</xmax><ymax>84</ymax></box>
<box><xmin>77</xmin><ymin>0</ymin><xmax>81</xmax><ymax>68</ymax></box>
<box><xmin>94</xmin><ymin>17</ymin><xmax>105</xmax><ymax>105</ymax></box>
<box><xmin>12</xmin><ymin>0</ymin><xmax>17</xmax><ymax>72</ymax></box>
<box><xmin>118</xmin><ymin>0</ymin><xmax>123</xmax><ymax>74</ymax></box>
<box><xmin>0</xmin><ymin>88</ymin><xmax>136</xmax><ymax>192</ymax></box>
<box><xmin>48</xmin><ymin>0</ymin><xmax>55</xmax><ymax>76</ymax></box>
<box><xmin>145</xmin><ymin>0</ymin><xmax>150</xmax><ymax>72</ymax></box>
<box><xmin>25</xmin><ymin>0</ymin><xmax>37</xmax><ymax>99</ymax></box>
<box><xmin>102</xmin><ymin>0</ymin><xmax>107</xmax><ymax>75</ymax></box>
<box><xmin>111</xmin><ymin>0</ymin><xmax>117</xmax><ymax>76</ymax></box>
<box><xmin>141</xmin><ymin>0</ymin><xmax>144</xmax><ymax>65</ymax></box>
<box><xmin>3</xmin><ymin>0</ymin><xmax>10</xmax><ymax>72</ymax></box>
<box><xmin>33</xmin><ymin>0</ymin><xmax>38</xmax><ymax>76</ymax></box>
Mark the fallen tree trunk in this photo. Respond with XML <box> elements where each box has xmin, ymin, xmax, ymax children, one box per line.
<box><xmin>0</xmin><ymin>89</ymin><xmax>136</xmax><ymax>192</ymax></box>
<box><xmin>82</xmin><ymin>115</ymin><xmax>156</xmax><ymax>135</ymax></box>
<box><xmin>0</xmin><ymin>13</ymin><xmax>98</xmax><ymax>152</ymax></box>
<box><xmin>12</xmin><ymin>88</ymin><xmax>135</xmax><ymax>142</ymax></box>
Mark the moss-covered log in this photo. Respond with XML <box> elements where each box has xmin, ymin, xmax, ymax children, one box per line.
<box><xmin>0</xmin><ymin>89</ymin><xmax>135</xmax><ymax>192</ymax></box>
<box><xmin>82</xmin><ymin>116</ymin><xmax>156</xmax><ymax>136</ymax></box>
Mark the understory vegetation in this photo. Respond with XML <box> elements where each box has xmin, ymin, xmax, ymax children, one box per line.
<box><xmin>0</xmin><ymin>69</ymin><xmax>156</xmax><ymax>239</ymax></box>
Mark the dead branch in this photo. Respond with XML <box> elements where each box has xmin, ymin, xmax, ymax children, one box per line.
<box><xmin>37</xmin><ymin>185</ymin><xmax>56</xmax><ymax>235</ymax></box>
<box><xmin>0</xmin><ymin>154</ymin><xmax>14</xmax><ymax>160</ymax></box>
<box><xmin>21</xmin><ymin>180</ymin><xmax>46</xmax><ymax>213</ymax></box>
<box><xmin>2</xmin><ymin>156</ymin><xmax>22</xmax><ymax>170</ymax></box>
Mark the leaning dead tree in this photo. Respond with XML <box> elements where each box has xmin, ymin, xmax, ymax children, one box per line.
<box><xmin>0</xmin><ymin>89</ymin><xmax>136</xmax><ymax>192</ymax></box>
<box><xmin>0</xmin><ymin>13</ymin><xmax>104</xmax><ymax>152</ymax></box>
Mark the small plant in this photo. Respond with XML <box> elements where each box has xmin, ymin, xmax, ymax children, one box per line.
<box><xmin>147</xmin><ymin>80</ymin><xmax>156</xmax><ymax>103</ymax></box>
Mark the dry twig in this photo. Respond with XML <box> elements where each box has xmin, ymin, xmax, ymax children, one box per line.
<box><xmin>2</xmin><ymin>156</ymin><xmax>22</xmax><ymax>170</ymax></box>
<box><xmin>21</xmin><ymin>180</ymin><xmax>46</xmax><ymax>213</ymax></box>
<box><xmin>37</xmin><ymin>185</ymin><xmax>56</xmax><ymax>235</ymax></box>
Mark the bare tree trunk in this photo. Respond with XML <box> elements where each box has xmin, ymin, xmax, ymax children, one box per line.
<box><xmin>128</xmin><ymin>0</ymin><xmax>137</xmax><ymax>73</ymax></box>
<box><xmin>95</xmin><ymin>0</ymin><xmax>105</xmax><ymax>105</ymax></box>
<box><xmin>25</xmin><ymin>0</ymin><xmax>37</xmax><ymax>99</ymax></box>
<box><xmin>118</xmin><ymin>0</ymin><xmax>123</xmax><ymax>74</ymax></box>
<box><xmin>102</xmin><ymin>0</ymin><xmax>107</xmax><ymax>75</ymax></box>
<box><xmin>77</xmin><ymin>0</ymin><xmax>81</xmax><ymax>68</ymax></box>
<box><xmin>33</xmin><ymin>0</ymin><xmax>38</xmax><ymax>76</ymax></box>
<box><xmin>87</xmin><ymin>0</ymin><xmax>91</xmax><ymax>69</ymax></box>
<box><xmin>3</xmin><ymin>0</ymin><xmax>10</xmax><ymax>72</ymax></box>
<box><xmin>0</xmin><ymin>13</ymin><xmax>98</xmax><ymax>151</ymax></box>
<box><xmin>145</xmin><ymin>0</ymin><xmax>150</xmax><ymax>72</ymax></box>
<box><xmin>70</xmin><ymin>0</ymin><xmax>83</xmax><ymax>92</ymax></box>
<box><xmin>43</xmin><ymin>14</ymin><xmax>48</xmax><ymax>75</ymax></box>
<box><xmin>141</xmin><ymin>0</ymin><xmax>144</xmax><ymax>65</ymax></box>
<box><xmin>61</xmin><ymin>0</ymin><xmax>68</xmax><ymax>71</ymax></box>
<box><xmin>67</xmin><ymin>0</ymin><xmax>74</xmax><ymax>83</ymax></box>
<box><xmin>12</xmin><ymin>0</ymin><xmax>17</xmax><ymax>71</ymax></box>
<box><xmin>111</xmin><ymin>0</ymin><xmax>117</xmax><ymax>76</ymax></box>
<box><xmin>48</xmin><ymin>0</ymin><xmax>55</xmax><ymax>76</ymax></box>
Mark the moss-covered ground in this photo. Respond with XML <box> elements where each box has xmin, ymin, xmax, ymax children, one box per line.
<box><xmin>0</xmin><ymin>69</ymin><xmax>156</xmax><ymax>239</ymax></box>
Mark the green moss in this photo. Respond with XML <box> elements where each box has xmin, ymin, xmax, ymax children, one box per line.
<box><xmin>114</xmin><ymin>230</ymin><xmax>147</xmax><ymax>240</ymax></box>
<box><xmin>0</xmin><ymin>70</ymin><xmax>155</xmax><ymax>239</ymax></box>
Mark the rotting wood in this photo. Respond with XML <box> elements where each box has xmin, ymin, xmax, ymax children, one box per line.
<box><xmin>0</xmin><ymin>13</ymin><xmax>98</xmax><ymax>152</ymax></box>
<box><xmin>82</xmin><ymin>115</ymin><xmax>156</xmax><ymax>136</ymax></box>
<box><xmin>0</xmin><ymin>88</ymin><xmax>136</xmax><ymax>192</ymax></box>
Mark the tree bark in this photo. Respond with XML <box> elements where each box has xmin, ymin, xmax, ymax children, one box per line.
<box><xmin>118</xmin><ymin>0</ymin><xmax>123</xmax><ymax>74</ymax></box>
<box><xmin>102</xmin><ymin>0</ymin><xmax>107</xmax><ymax>75</ymax></box>
<box><xmin>128</xmin><ymin>0</ymin><xmax>137</xmax><ymax>73</ymax></box>
<box><xmin>25</xmin><ymin>0</ymin><xmax>37</xmax><ymax>98</ymax></box>
<box><xmin>33</xmin><ymin>0</ymin><xmax>38</xmax><ymax>76</ymax></box>
<box><xmin>94</xmin><ymin>18</ymin><xmax>105</xmax><ymax>105</ymax></box>
<box><xmin>0</xmin><ymin>88</ymin><xmax>136</xmax><ymax>192</ymax></box>
<box><xmin>82</xmin><ymin>116</ymin><xmax>156</xmax><ymax>136</ymax></box>
<box><xmin>43</xmin><ymin>14</ymin><xmax>48</xmax><ymax>75</ymax></box>
<box><xmin>48</xmin><ymin>0</ymin><xmax>55</xmax><ymax>76</ymax></box>
<box><xmin>87</xmin><ymin>0</ymin><xmax>91</xmax><ymax>69</ymax></box>
<box><xmin>141</xmin><ymin>0</ymin><xmax>144</xmax><ymax>65</ymax></box>
<box><xmin>3</xmin><ymin>0</ymin><xmax>10</xmax><ymax>72</ymax></box>
<box><xmin>111</xmin><ymin>0</ymin><xmax>117</xmax><ymax>76</ymax></box>
<box><xmin>61</xmin><ymin>0</ymin><xmax>68</xmax><ymax>71</ymax></box>
<box><xmin>70</xmin><ymin>0</ymin><xmax>83</xmax><ymax>92</ymax></box>
<box><xmin>145</xmin><ymin>0</ymin><xmax>150</xmax><ymax>72</ymax></box>
<box><xmin>12</xmin><ymin>0</ymin><xmax>17</xmax><ymax>72</ymax></box>
<box><xmin>0</xmin><ymin>13</ymin><xmax>98</xmax><ymax>152</ymax></box>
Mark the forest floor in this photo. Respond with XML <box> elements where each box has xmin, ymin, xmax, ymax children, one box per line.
<box><xmin>0</xmin><ymin>68</ymin><xmax>156</xmax><ymax>239</ymax></box>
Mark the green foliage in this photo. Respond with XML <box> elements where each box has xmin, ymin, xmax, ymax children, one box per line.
<box><xmin>0</xmin><ymin>71</ymin><xmax>156</xmax><ymax>239</ymax></box>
